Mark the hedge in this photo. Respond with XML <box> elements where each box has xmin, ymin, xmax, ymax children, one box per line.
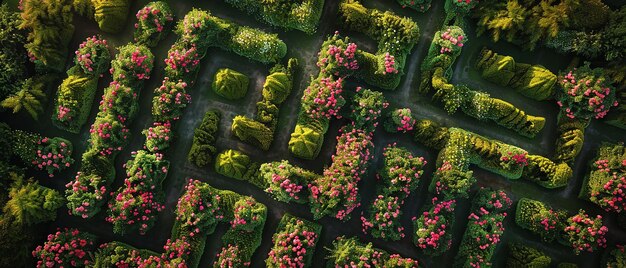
<box><xmin>32</xmin><ymin>228</ymin><xmax>97</xmax><ymax>267</ymax></box>
<box><xmin>212</xmin><ymin>68</ymin><xmax>249</xmax><ymax>100</ymax></box>
<box><xmin>420</xmin><ymin>27</ymin><xmax>545</xmax><ymax>138</ymax></box>
<box><xmin>362</xmin><ymin>145</ymin><xmax>425</xmax><ymax>241</ymax></box>
<box><xmin>215</xmin><ymin>149</ymin><xmax>260</xmax><ymax>183</ymax></box>
<box><xmin>454</xmin><ymin>188</ymin><xmax>512</xmax><ymax>268</ymax></box>
<box><xmin>133</xmin><ymin>1</ymin><xmax>174</xmax><ymax>48</ymax></box>
<box><xmin>93</xmin><ymin>241</ymin><xmax>159</xmax><ymax>267</ymax></box>
<box><xmin>259</xmin><ymin>160</ymin><xmax>317</xmax><ymax>203</ymax></box>
<box><xmin>515</xmin><ymin>198</ymin><xmax>567</xmax><ymax>242</ymax></box>
<box><xmin>53</xmin><ymin>36</ymin><xmax>110</xmax><ymax>133</ymax></box>
<box><xmin>92</xmin><ymin>0</ymin><xmax>131</xmax><ymax>33</ymax></box>
<box><xmin>188</xmin><ymin>111</ymin><xmax>221</xmax><ymax>168</ymax></box>
<box><xmin>327</xmin><ymin>236</ymin><xmax>419</xmax><ymax>267</ymax></box>
<box><xmin>266</xmin><ymin>214</ymin><xmax>322</xmax><ymax>268</ymax></box>
<box><xmin>10</xmin><ymin>129</ymin><xmax>74</xmax><ymax>177</ymax></box>
<box><xmin>476</xmin><ymin>48</ymin><xmax>556</xmax><ymax>101</ymax></box>
<box><xmin>232</xmin><ymin>59</ymin><xmax>298</xmax><ymax>150</ymax></box>
<box><xmin>580</xmin><ymin>143</ymin><xmax>626</xmax><ymax>213</ymax></box>
<box><xmin>225</xmin><ymin>0</ymin><xmax>324</xmax><ymax>34</ymax></box>
<box><xmin>413</xmin><ymin>198</ymin><xmax>456</xmax><ymax>256</ymax></box>
<box><xmin>339</xmin><ymin>0</ymin><xmax>419</xmax><ymax>90</ymax></box>
<box><xmin>106</xmin><ymin>151</ymin><xmax>169</xmax><ymax>235</ymax></box>
<box><xmin>396</xmin><ymin>0</ymin><xmax>431</xmax><ymax>12</ymax></box>
<box><xmin>506</xmin><ymin>243</ymin><xmax>551</xmax><ymax>268</ymax></box>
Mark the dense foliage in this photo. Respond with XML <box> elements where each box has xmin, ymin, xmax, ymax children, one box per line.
<box><xmin>32</xmin><ymin>228</ymin><xmax>96</xmax><ymax>267</ymax></box>
<box><xmin>327</xmin><ymin>236</ymin><xmax>419</xmax><ymax>267</ymax></box>
<box><xmin>506</xmin><ymin>243</ymin><xmax>552</xmax><ymax>268</ymax></box>
<box><xmin>266</xmin><ymin>214</ymin><xmax>321</xmax><ymax>268</ymax></box>
<box><xmin>188</xmin><ymin>110</ymin><xmax>221</xmax><ymax>168</ymax></box>
<box><xmin>582</xmin><ymin>143</ymin><xmax>626</xmax><ymax>213</ymax></box>
<box><xmin>0</xmin><ymin>4</ymin><xmax>29</xmax><ymax>100</ymax></box>
<box><xmin>133</xmin><ymin>1</ymin><xmax>174</xmax><ymax>48</ymax></box>
<box><xmin>225</xmin><ymin>0</ymin><xmax>324</xmax><ymax>34</ymax></box>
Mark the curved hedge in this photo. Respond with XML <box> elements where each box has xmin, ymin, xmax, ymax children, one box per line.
<box><xmin>53</xmin><ymin>36</ymin><xmax>110</xmax><ymax>133</ymax></box>
<box><xmin>212</xmin><ymin>68</ymin><xmax>249</xmax><ymax>100</ymax></box>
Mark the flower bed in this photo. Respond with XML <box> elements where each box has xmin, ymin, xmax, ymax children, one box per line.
<box><xmin>106</xmin><ymin>151</ymin><xmax>169</xmax><ymax>235</ymax></box>
<box><xmin>11</xmin><ymin>129</ymin><xmax>74</xmax><ymax>177</ymax></box>
<box><xmin>260</xmin><ymin>160</ymin><xmax>317</xmax><ymax>203</ymax></box>
<box><xmin>212</xmin><ymin>68</ymin><xmax>249</xmax><ymax>100</ymax></box>
<box><xmin>562</xmin><ymin>210</ymin><xmax>608</xmax><ymax>254</ymax></box>
<box><xmin>133</xmin><ymin>1</ymin><xmax>175</xmax><ymax>48</ymax></box>
<box><xmin>309</xmin><ymin>89</ymin><xmax>386</xmax><ymax>221</ymax></box>
<box><xmin>454</xmin><ymin>188</ymin><xmax>512</xmax><ymax>268</ymax></box>
<box><xmin>266</xmin><ymin>214</ymin><xmax>321</xmax><ymax>268</ymax></box>
<box><xmin>580</xmin><ymin>143</ymin><xmax>626</xmax><ymax>213</ymax></box>
<box><xmin>413</xmin><ymin>198</ymin><xmax>456</xmax><ymax>256</ymax></box>
<box><xmin>32</xmin><ymin>228</ymin><xmax>96</xmax><ymax>268</ymax></box>
<box><xmin>53</xmin><ymin>36</ymin><xmax>111</xmax><ymax>133</ymax></box>
<box><xmin>232</xmin><ymin>59</ymin><xmax>298</xmax><ymax>150</ymax></box>
<box><xmin>225</xmin><ymin>0</ymin><xmax>324</xmax><ymax>34</ymax></box>
<box><xmin>362</xmin><ymin>145</ymin><xmax>425</xmax><ymax>240</ymax></box>
<box><xmin>557</xmin><ymin>63</ymin><xmax>617</xmax><ymax>121</ymax></box>
<box><xmin>188</xmin><ymin>110</ymin><xmax>221</xmax><ymax>168</ymax></box>
<box><xmin>515</xmin><ymin>198</ymin><xmax>567</xmax><ymax>242</ymax></box>
<box><xmin>327</xmin><ymin>236</ymin><xmax>419</xmax><ymax>267</ymax></box>
<box><xmin>384</xmin><ymin>108</ymin><xmax>416</xmax><ymax>133</ymax></box>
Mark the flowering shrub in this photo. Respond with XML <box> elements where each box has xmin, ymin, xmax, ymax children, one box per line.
<box><xmin>93</xmin><ymin>241</ymin><xmax>157</xmax><ymax>267</ymax></box>
<box><xmin>499</xmin><ymin>150</ymin><xmax>529</xmax><ymax>170</ymax></box>
<box><xmin>385</xmin><ymin>108</ymin><xmax>416</xmax><ymax>133</ymax></box>
<box><xmin>106</xmin><ymin>151</ymin><xmax>169</xmax><ymax>235</ymax></box>
<box><xmin>444</xmin><ymin>0</ymin><xmax>478</xmax><ymax>19</ymax></box>
<box><xmin>176</xmin><ymin>179</ymin><xmax>224</xmax><ymax>233</ymax></box>
<box><xmin>164</xmin><ymin>43</ymin><xmax>202</xmax><ymax>81</ymax></box>
<box><xmin>143</xmin><ymin>121</ymin><xmax>172</xmax><ymax>153</ymax></box>
<box><xmin>175</xmin><ymin>9</ymin><xmax>217</xmax><ymax>50</ymax></box>
<box><xmin>397</xmin><ymin>0</ymin><xmax>431</xmax><ymax>12</ymax></box>
<box><xmin>32</xmin><ymin>228</ymin><xmax>96</xmax><ymax>268</ymax></box>
<box><xmin>561</xmin><ymin>210</ymin><xmax>608</xmax><ymax>254</ymax></box>
<box><xmin>11</xmin><ymin>130</ymin><xmax>74</xmax><ymax>177</ymax></box>
<box><xmin>75</xmin><ymin>35</ymin><xmax>110</xmax><ymax>75</ymax></box>
<box><xmin>266</xmin><ymin>214</ymin><xmax>321</xmax><ymax>268</ymax></box>
<box><xmin>584</xmin><ymin>143</ymin><xmax>626</xmax><ymax>212</ymax></box>
<box><xmin>515</xmin><ymin>198</ymin><xmax>567</xmax><ymax>242</ymax></box>
<box><xmin>432</xmin><ymin>160</ymin><xmax>475</xmax><ymax>199</ymax></box>
<box><xmin>88</xmin><ymin>114</ymin><xmax>129</xmax><ymax>156</ymax></box>
<box><xmin>301</xmin><ymin>77</ymin><xmax>346</xmax><ymax>120</ymax></box>
<box><xmin>225</xmin><ymin>0</ymin><xmax>323</xmax><ymax>34</ymax></box>
<box><xmin>413</xmin><ymin>198</ymin><xmax>456</xmax><ymax>256</ymax></box>
<box><xmin>327</xmin><ymin>236</ymin><xmax>419</xmax><ymax>267</ymax></box>
<box><xmin>110</xmin><ymin>44</ymin><xmax>154</xmax><ymax>87</ymax></box>
<box><xmin>152</xmin><ymin>78</ymin><xmax>191</xmax><ymax>122</ymax></box>
<box><xmin>455</xmin><ymin>189</ymin><xmax>512</xmax><ymax>268</ymax></box>
<box><xmin>65</xmin><ymin>171</ymin><xmax>107</xmax><ymax>219</ymax></box>
<box><xmin>435</xmin><ymin>26</ymin><xmax>466</xmax><ymax>56</ymax></box>
<box><xmin>260</xmin><ymin>160</ymin><xmax>317</xmax><ymax>203</ymax></box>
<box><xmin>557</xmin><ymin>63</ymin><xmax>618</xmax><ymax>120</ymax></box>
<box><xmin>230</xmin><ymin>197</ymin><xmax>266</xmax><ymax>232</ymax></box>
<box><xmin>134</xmin><ymin>1</ymin><xmax>174</xmax><ymax>48</ymax></box>
<box><xmin>214</xmin><ymin>244</ymin><xmax>248</xmax><ymax>267</ymax></box>
<box><xmin>361</xmin><ymin>195</ymin><xmax>404</xmax><ymax>240</ymax></box>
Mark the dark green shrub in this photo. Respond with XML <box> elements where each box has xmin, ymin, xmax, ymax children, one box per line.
<box><xmin>133</xmin><ymin>1</ymin><xmax>174</xmax><ymax>48</ymax></box>
<box><xmin>188</xmin><ymin>111</ymin><xmax>220</xmax><ymax>168</ymax></box>
<box><xmin>212</xmin><ymin>68</ymin><xmax>249</xmax><ymax>100</ymax></box>
<box><xmin>506</xmin><ymin>243</ymin><xmax>551</xmax><ymax>268</ymax></box>
<box><xmin>225</xmin><ymin>0</ymin><xmax>324</xmax><ymax>34</ymax></box>
<box><xmin>92</xmin><ymin>0</ymin><xmax>131</xmax><ymax>33</ymax></box>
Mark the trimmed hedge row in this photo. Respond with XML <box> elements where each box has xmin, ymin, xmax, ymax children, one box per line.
<box><xmin>506</xmin><ymin>243</ymin><xmax>551</xmax><ymax>268</ymax></box>
<box><xmin>339</xmin><ymin>0</ymin><xmax>419</xmax><ymax>90</ymax></box>
<box><xmin>65</xmin><ymin>42</ymin><xmax>155</xmax><ymax>219</ymax></box>
<box><xmin>232</xmin><ymin>58</ymin><xmax>298</xmax><ymax>150</ymax></box>
<box><xmin>52</xmin><ymin>36</ymin><xmax>110</xmax><ymax>133</ymax></box>
<box><xmin>515</xmin><ymin>198</ymin><xmax>609</xmax><ymax>254</ymax></box>
<box><xmin>92</xmin><ymin>0</ymin><xmax>132</xmax><ymax>33</ymax></box>
<box><xmin>454</xmin><ymin>188</ymin><xmax>512</xmax><ymax>268</ymax></box>
<box><xmin>225</xmin><ymin>0</ymin><xmax>324</xmax><ymax>34</ymax></box>
<box><xmin>420</xmin><ymin>26</ymin><xmax>545</xmax><ymax>138</ymax></box>
<box><xmin>326</xmin><ymin>236</ymin><xmax>419</xmax><ymax>267</ymax></box>
<box><xmin>188</xmin><ymin>110</ymin><xmax>221</xmax><ymax>168</ymax></box>
<box><xmin>215</xmin><ymin>149</ymin><xmax>262</xmax><ymax>186</ymax></box>
<box><xmin>580</xmin><ymin>143</ymin><xmax>626</xmax><ymax>213</ymax></box>
<box><xmin>362</xmin><ymin>145</ymin><xmax>425</xmax><ymax>241</ymax></box>
<box><xmin>476</xmin><ymin>48</ymin><xmax>556</xmax><ymax>101</ymax></box>
<box><xmin>93</xmin><ymin>241</ymin><xmax>159</xmax><ymax>267</ymax></box>
<box><xmin>133</xmin><ymin>1</ymin><xmax>174</xmax><ymax>48</ymax></box>
<box><xmin>410</xmin><ymin>116</ymin><xmax>572</xmax><ymax>190</ymax></box>
<box><xmin>266</xmin><ymin>214</ymin><xmax>322</xmax><ymax>268</ymax></box>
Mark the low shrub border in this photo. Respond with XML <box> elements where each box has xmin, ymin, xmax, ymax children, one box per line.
<box><xmin>52</xmin><ymin>36</ymin><xmax>111</xmax><ymax>133</ymax></box>
<box><xmin>327</xmin><ymin>236</ymin><xmax>419</xmax><ymax>267</ymax></box>
<box><xmin>224</xmin><ymin>0</ymin><xmax>324</xmax><ymax>34</ymax></box>
<box><xmin>232</xmin><ymin>58</ymin><xmax>298</xmax><ymax>150</ymax></box>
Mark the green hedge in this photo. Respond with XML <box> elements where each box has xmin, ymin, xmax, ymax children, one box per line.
<box><xmin>212</xmin><ymin>68</ymin><xmax>249</xmax><ymax>100</ymax></box>
<box><xmin>259</xmin><ymin>160</ymin><xmax>317</xmax><ymax>203</ymax></box>
<box><xmin>215</xmin><ymin>149</ymin><xmax>260</xmax><ymax>183</ymax></box>
<box><xmin>515</xmin><ymin>198</ymin><xmax>567</xmax><ymax>242</ymax></box>
<box><xmin>188</xmin><ymin>110</ymin><xmax>221</xmax><ymax>168</ymax></box>
<box><xmin>225</xmin><ymin>0</ymin><xmax>324</xmax><ymax>34</ymax></box>
<box><xmin>476</xmin><ymin>48</ymin><xmax>555</xmax><ymax>101</ymax></box>
<box><xmin>133</xmin><ymin>1</ymin><xmax>174</xmax><ymax>48</ymax></box>
<box><xmin>327</xmin><ymin>236</ymin><xmax>419</xmax><ymax>267</ymax></box>
<box><xmin>92</xmin><ymin>0</ymin><xmax>131</xmax><ymax>33</ymax></box>
<box><xmin>93</xmin><ymin>241</ymin><xmax>159</xmax><ymax>267</ymax></box>
<box><xmin>506</xmin><ymin>243</ymin><xmax>551</xmax><ymax>268</ymax></box>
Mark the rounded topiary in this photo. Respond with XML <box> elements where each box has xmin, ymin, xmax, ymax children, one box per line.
<box><xmin>212</xmin><ymin>68</ymin><xmax>249</xmax><ymax>100</ymax></box>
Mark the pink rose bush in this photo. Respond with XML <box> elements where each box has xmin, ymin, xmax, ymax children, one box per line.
<box><xmin>134</xmin><ymin>1</ymin><xmax>175</xmax><ymax>48</ymax></box>
<box><xmin>106</xmin><ymin>150</ymin><xmax>169</xmax><ymax>235</ymax></box>
<box><xmin>562</xmin><ymin>210</ymin><xmax>609</xmax><ymax>254</ymax></box>
<box><xmin>143</xmin><ymin>121</ymin><xmax>173</xmax><ymax>153</ymax></box>
<box><xmin>327</xmin><ymin>236</ymin><xmax>419</xmax><ymax>267</ymax></box>
<box><xmin>362</xmin><ymin>145</ymin><xmax>425</xmax><ymax>240</ymax></box>
<box><xmin>266</xmin><ymin>214</ymin><xmax>321</xmax><ymax>268</ymax></box>
<box><xmin>455</xmin><ymin>189</ymin><xmax>512</xmax><ymax>268</ymax></box>
<box><xmin>230</xmin><ymin>197</ymin><xmax>265</xmax><ymax>232</ymax></box>
<box><xmin>152</xmin><ymin>78</ymin><xmax>191</xmax><ymax>122</ymax></box>
<box><xmin>309</xmin><ymin>89</ymin><xmax>386</xmax><ymax>221</ymax></box>
<box><xmin>585</xmin><ymin>143</ymin><xmax>626</xmax><ymax>213</ymax></box>
<box><xmin>110</xmin><ymin>44</ymin><xmax>154</xmax><ymax>87</ymax></box>
<box><xmin>75</xmin><ymin>35</ymin><xmax>110</xmax><ymax>75</ymax></box>
<box><xmin>32</xmin><ymin>228</ymin><xmax>96</xmax><ymax>268</ymax></box>
<box><xmin>11</xmin><ymin>130</ymin><xmax>74</xmax><ymax>177</ymax></box>
<box><xmin>384</xmin><ymin>108</ymin><xmax>416</xmax><ymax>133</ymax></box>
<box><xmin>215</xmin><ymin>244</ymin><xmax>248</xmax><ymax>267</ymax></box>
<box><xmin>557</xmin><ymin>63</ymin><xmax>618</xmax><ymax>120</ymax></box>
<box><xmin>435</xmin><ymin>26</ymin><xmax>466</xmax><ymax>56</ymax></box>
<box><xmin>413</xmin><ymin>198</ymin><xmax>456</xmax><ymax>256</ymax></box>
<box><xmin>515</xmin><ymin>198</ymin><xmax>567</xmax><ymax>242</ymax></box>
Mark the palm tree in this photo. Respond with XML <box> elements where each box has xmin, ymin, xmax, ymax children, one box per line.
<box><xmin>1</xmin><ymin>78</ymin><xmax>46</xmax><ymax>120</ymax></box>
